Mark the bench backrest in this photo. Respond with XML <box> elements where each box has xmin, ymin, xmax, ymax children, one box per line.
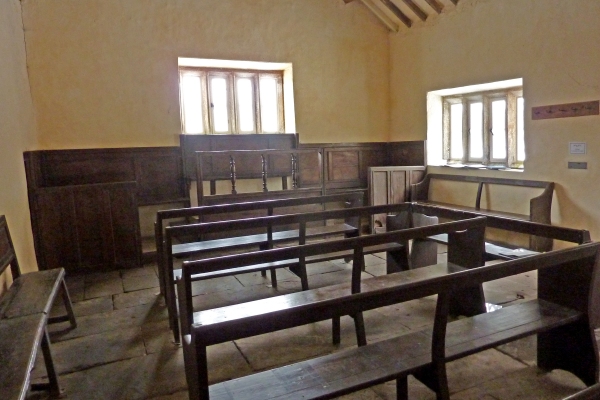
<box><xmin>195</xmin><ymin>148</ymin><xmax>324</xmax><ymax>205</ymax></box>
<box><xmin>412</xmin><ymin>203</ymin><xmax>590</xmax><ymax>245</ymax></box>
<box><xmin>0</xmin><ymin>215</ymin><xmax>21</xmax><ymax>281</ymax></box>
<box><xmin>177</xmin><ymin>216</ymin><xmax>487</xmax><ymax>338</ymax></box>
<box><xmin>155</xmin><ymin>192</ymin><xmax>364</xmax><ymax>286</ymax></box>
<box><xmin>411</xmin><ymin>173</ymin><xmax>554</xmax><ymax>227</ymax></box>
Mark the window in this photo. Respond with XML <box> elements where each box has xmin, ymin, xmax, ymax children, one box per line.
<box><xmin>442</xmin><ymin>87</ymin><xmax>525</xmax><ymax>168</ymax></box>
<box><xmin>179</xmin><ymin>68</ymin><xmax>284</xmax><ymax>134</ymax></box>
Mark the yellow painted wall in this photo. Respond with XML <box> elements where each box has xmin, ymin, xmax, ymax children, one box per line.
<box><xmin>390</xmin><ymin>0</ymin><xmax>600</xmax><ymax>239</ymax></box>
<box><xmin>21</xmin><ymin>0</ymin><xmax>390</xmax><ymax>148</ymax></box>
<box><xmin>0</xmin><ymin>0</ymin><xmax>39</xmax><ymax>282</ymax></box>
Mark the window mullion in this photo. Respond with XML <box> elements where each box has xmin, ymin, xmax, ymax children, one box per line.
<box><xmin>482</xmin><ymin>96</ymin><xmax>491</xmax><ymax>164</ymax></box>
<box><xmin>200</xmin><ymin>72</ymin><xmax>211</xmax><ymax>134</ymax></box>
<box><xmin>255</xmin><ymin>75</ymin><xmax>262</xmax><ymax>133</ymax></box>
<box><xmin>507</xmin><ymin>92</ymin><xmax>517</xmax><ymax>167</ymax></box>
<box><xmin>461</xmin><ymin>98</ymin><xmax>468</xmax><ymax>164</ymax></box>
<box><xmin>442</xmin><ymin>100</ymin><xmax>450</xmax><ymax>160</ymax></box>
<box><xmin>276</xmin><ymin>75</ymin><xmax>285</xmax><ymax>132</ymax></box>
<box><xmin>228</xmin><ymin>73</ymin><xmax>237</xmax><ymax>134</ymax></box>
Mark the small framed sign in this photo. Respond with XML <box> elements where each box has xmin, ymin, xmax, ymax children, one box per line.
<box><xmin>569</xmin><ymin>142</ymin><xmax>586</xmax><ymax>154</ymax></box>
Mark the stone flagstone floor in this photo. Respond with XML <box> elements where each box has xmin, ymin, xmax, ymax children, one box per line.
<box><xmin>27</xmin><ymin>249</ymin><xmax>598</xmax><ymax>400</ymax></box>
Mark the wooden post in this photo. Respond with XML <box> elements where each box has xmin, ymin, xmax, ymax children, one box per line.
<box><xmin>230</xmin><ymin>155</ymin><xmax>237</xmax><ymax>195</ymax></box>
<box><xmin>261</xmin><ymin>154</ymin><xmax>268</xmax><ymax>192</ymax></box>
<box><xmin>291</xmin><ymin>153</ymin><xmax>298</xmax><ymax>189</ymax></box>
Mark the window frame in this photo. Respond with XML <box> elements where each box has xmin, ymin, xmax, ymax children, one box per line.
<box><xmin>179</xmin><ymin>67</ymin><xmax>285</xmax><ymax>135</ymax></box>
<box><xmin>442</xmin><ymin>87</ymin><xmax>524</xmax><ymax>169</ymax></box>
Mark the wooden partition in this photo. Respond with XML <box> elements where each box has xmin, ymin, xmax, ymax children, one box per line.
<box><xmin>24</xmin><ymin>136</ymin><xmax>425</xmax><ymax>273</ymax></box>
<box><xmin>24</xmin><ymin>147</ymin><xmax>186</xmax><ymax>272</ymax></box>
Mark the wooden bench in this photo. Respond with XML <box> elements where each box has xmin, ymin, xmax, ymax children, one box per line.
<box><xmin>564</xmin><ymin>383</ymin><xmax>600</xmax><ymax>400</ymax></box>
<box><xmin>155</xmin><ymin>192</ymin><xmax>363</xmax><ymax>297</ymax></box>
<box><xmin>164</xmin><ymin>203</ymin><xmax>425</xmax><ymax>343</ymax></box>
<box><xmin>0</xmin><ymin>215</ymin><xmax>77</xmax><ymax>399</ymax></box>
<box><xmin>408</xmin><ymin>202</ymin><xmax>590</xmax><ymax>262</ymax></box>
<box><xmin>411</xmin><ymin>173</ymin><xmax>555</xmax><ymax>251</ymax></box>
<box><xmin>194</xmin><ymin>148</ymin><xmax>325</xmax><ymax>206</ymax></box>
<box><xmin>178</xmin><ymin>236</ymin><xmax>600</xmax><ymax>399</ymax></box>
<box><xmin>178</xmin><ymin>216</ymin><xmax>487</xmax><ymax>349</ymax></box>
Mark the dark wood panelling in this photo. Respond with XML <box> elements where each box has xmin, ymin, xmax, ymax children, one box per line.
<box><xmin>180</xmin><ymin>134</ymin><xmax>297</xmax><ymax>180</ymax></box>
<box><xmin>24</xmin><ymin>138</ymin><xmax>424</xmax><ymax>273</ymax></box>
<box><xmin>24</xmin><ymin>147</ymin><xmax>186</xmax><ymax>206</ymax></box>
<box><xmin>32</xmin><ymin>182</ymin><xmax>141</xmax><ymax>273</ymax></box>
<box><xmin>388</xmin><ymin>141</ymin><xmax>426</xmax><ymax>166</ymax></box>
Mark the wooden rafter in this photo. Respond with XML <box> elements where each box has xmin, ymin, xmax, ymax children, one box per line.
<box><xmin>400</xmin><ymin>0</ymin><xmax>427</xmax><ymax>21</ymax></box>
<box><xmin>381</xmin><ymin>0</ymin><xmax>412</xmax><ymax>27</ymax></box>
<box><xmin>423</xmin><ymin>0</ymin><xmax>443</xmax><ymax>14</ymax></box>
<box><xmin>360</xmin><ymin>0</ymin><xmax>399</xmax><ymax>32</ymax></box>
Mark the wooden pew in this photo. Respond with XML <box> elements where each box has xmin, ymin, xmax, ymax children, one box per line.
<box><xmin>409</xmin><ymin>203</ymin><xmax>590</xmax><ymax>261</ymax></box>
<box><xmin>178</xmin><ymin>236</ymin><xmax>600</xmax><ymax>400</ymax></box>
<box><xmin>411</xmin><ymin>174</ymin><xmax>555</xmax><ymax>251</ymax></box>
<box><xmin>194</xmin><ymin>148</ymin><xmax>324</xmax><ymax>206</ymax></box>
<box><xmin>0</xmin><ymin>215</ymin><xmax>77</xmax><ymax>399</ymax></box>
<box><xmin>155</xmin><ymin>192</ymin><xmax>363</xmax><ymax>297</ymax></box>
<box><xmin>178</xmin><ymin>216</ymin><xmax>486</xmax><ymax>354</ymax></box>
<box><xmin>164</xmin><ymin>203</ymin><xmax>423</xmax><ymax>343</ymax></box>
<box><xmin>563</xmin><ymin>383</ymin><xmax>600</xmax><ymax>400</ymax></box>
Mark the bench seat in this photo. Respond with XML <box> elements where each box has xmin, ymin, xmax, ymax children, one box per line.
<box><xmin>0</xmin><ymin>314</ymin><xmax>48</xmax><ymax>400</ymax></box>
<box><xmin>174</xmin><ymin>242</ymin><xmax>402</xmax><ymax>282</ymax></box>
<box><xmin>0</xmin><ymin>215</ymin><xmax>77</xmax><ymax>400</ymax></box>
<box><xmin>428</xmin><ymin>233</ymin><xmax>539</xmax><ymax>261</ymax></box>
<box><xmin>420</xmin><ymin>200</ymin><xmax>531</xmax><ymax>221</ymax></box>
<box><xmin>0</xmin><ymin>269</ymin><xmax>65</xmax><ymax>318</ymax></box>
<box><xmin>208</xmin><ymin>299</ymin><xmax>581</xmax><ymax>400</ymax></box>
<box><xmin>172</xmin><ymin>223</ymin><xmax>358</xmax><ymax>258</ymax></box>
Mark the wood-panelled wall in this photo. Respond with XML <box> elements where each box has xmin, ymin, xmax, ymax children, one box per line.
<box><xmin>24</xmin><ymin>135</ymin><xmax>425</xmax><ymax>273</ymax></box>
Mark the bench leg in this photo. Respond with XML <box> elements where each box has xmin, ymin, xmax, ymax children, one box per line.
<box><xmin>538</xmin><ymin>322</ymin><xmax>599</xmax><ymax>386</ymax></box>
<box><xmin>47</xmin><ymin>279</ymin><xmax>77</xmax><ymax>329</ymax></box>
<box><xmin>387</xmin><ymin>245</ymin><xmax>410</xmax><ymax>274</ymax></box>
<box><xmin>396</xmin><ymin>376</ymin><xmax>408</xmax><ymax>400</ymax></box>
<box><xmin>32</xmin><ymin>328</ymin><xmax>62</xmax><ymax>398</ymax></box>
<box><xmin>353</xmin><ymin>312</ymin><xmax>367</xmax><ymax>347</ymax></box>
<box><xmin>413</xmin><ymin>363</ymin><xmax>450</xmax><ymax>400</ymax></box>
<box><xmin>60</xmin><ymin>279</ymin><xmax>77</xmax><ymax>329</ymax></box>
<box><xmin>289</xmin><ymin>262</ymin><xmax>309</xmax><ymax>290</ymax></box>
<box><xmin>269</xmin><ymin>269</ymin><xmax>278</xmax><ymax>288</ymax></box>
<box><xmin>166</xmin><ymin>280</ymin><xmax>181</xmax><ymax>344</ymax></box>
<box><xmin>332</xmin><ymin>316</ymin><xmax>341</xmax><ymax>345</ymax></box>
<box><xmin>261</xmin><ymin>270</ymin><xmax>267</xmax><ymax>277</ymax></box>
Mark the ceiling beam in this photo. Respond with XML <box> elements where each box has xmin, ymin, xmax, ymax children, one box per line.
<box><xmin>360</xmin><ymin>0</ymin><xmax>400</xmax><ymax>32</ymax></box>
<box><xmin>423</xmin><ymin>0</ymin><xmax>443</xmax><ymax>14</ymax></box>
<box><xmin>400</xmin><ymin>0</ymin><xmax>427</xmax><ymax>21</ymax></box>
<box><xmin>381</xmin><ymin>0</ymin><xmax>412</xmax><ymax>28</ymax></box>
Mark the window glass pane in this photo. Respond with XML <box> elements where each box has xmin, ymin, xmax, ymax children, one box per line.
<box><xmin>180</xmin><ymin>74</ymin><xmax>204</xmax><ymax>134</ymax></box>
<box><xmin>469</xmin><ymin>102</ymin><xmax>483</xmax><ymax>159</ymax></box>
<box><xmin>260</xmin><ymin>77</ymin><xmax>279</xmax><ymax>133</ymax></box>
<box><xmin>210</xmin><ymin>77</ymin><xmax>229</xmax><ymax>133</ymax></box>
<box><xmin>517</xmin><ymin>97</ymin><xmax>525</xmax><ymax>162</ymax></box>
<box><xmin>450</xmin><ymin>103</ymin><xmax>463</xmax><ymax>159</ymax></box>
<box><xmin>236</xmin><ymin>78</ymin><xmax>254</xmax><ymax>132</ymax></box>
<box><xmin>491</xmin><ymin>99</ymin><xmax>507</xmax><ymax>159</ymax></box>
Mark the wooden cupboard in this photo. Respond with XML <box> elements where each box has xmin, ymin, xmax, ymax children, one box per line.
<box><xmin>368</xmin><ymin>166</ymin><xmax>426</xmax><ymax>233</ymax></box>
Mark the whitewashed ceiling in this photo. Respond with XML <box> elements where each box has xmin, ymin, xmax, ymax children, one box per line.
<box><xmin>345</xmin><ymin>0</ymin><xmax>460</xmax><ymax>31</ymax></box>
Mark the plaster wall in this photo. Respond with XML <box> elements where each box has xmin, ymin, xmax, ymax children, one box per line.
<box><xmin>21</xmin><ymin>0</ymin><xmax>390</xmax><ymax>148</ymax></box>
<box><xmin>0</xmin><ymin>0</ymin><xmax>39</xmax><ymax>282</ymax></box>
<box><xmin>390</xmin><ymin>0</ymin><xmax>600</xmax><ymax>240</ymax></box>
